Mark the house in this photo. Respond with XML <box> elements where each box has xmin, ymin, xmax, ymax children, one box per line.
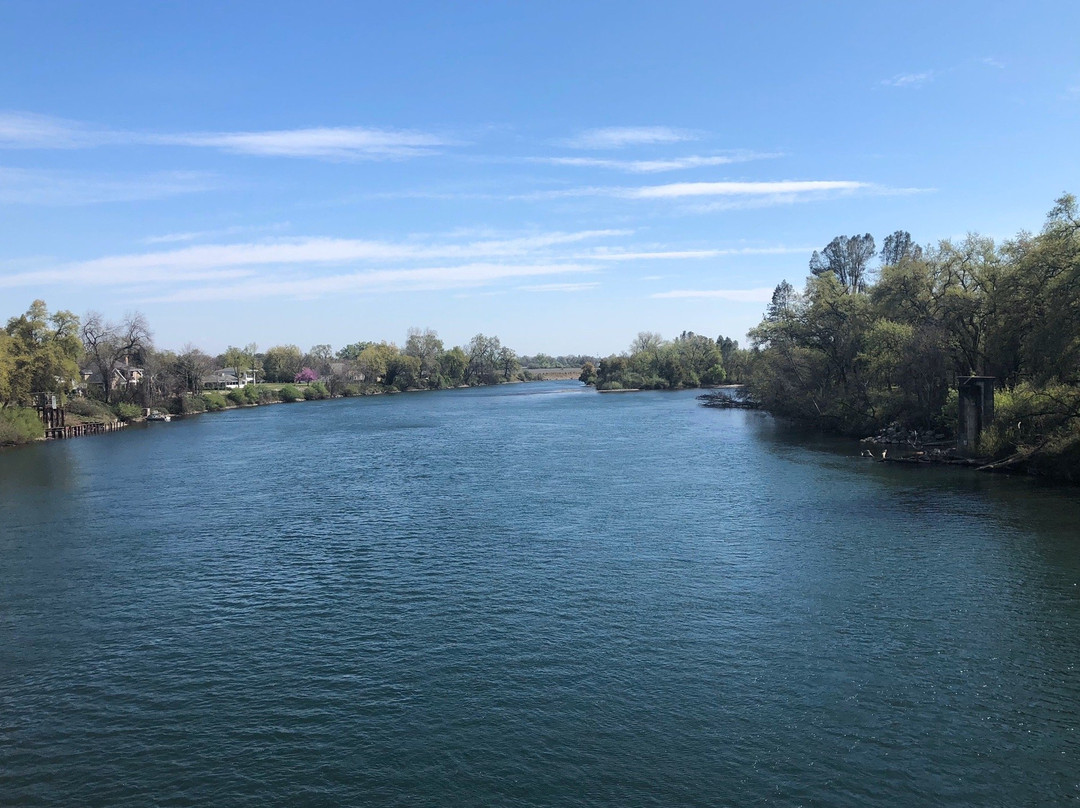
<box><xmin>80</xmin><ymin>359</ymin><xmax>145</xmax><ymax>396</ymax></box>
<box><xmin>328</xmin><ymin>360</ymin><xmax>365</xmax><ymax>384</ymax></box>
<box><xmin>202</xmin><ymin>368</ymin><xmax>257</xmax><ymax>390</ymax></box>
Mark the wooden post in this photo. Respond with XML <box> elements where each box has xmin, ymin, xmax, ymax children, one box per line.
<box><xmin>958</xmin><ymin>376</ymin><xmax>995</xmax><ymax>454</ymax></box>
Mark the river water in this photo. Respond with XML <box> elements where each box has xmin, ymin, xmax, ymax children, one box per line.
<box><xmin>1</xmin><ymin>382</ymin><xmax>1078</xmax><ymax>806</ymax></box>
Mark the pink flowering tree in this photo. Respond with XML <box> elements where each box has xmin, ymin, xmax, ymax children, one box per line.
<box><xmin>294</xmin><ymin>367</ymin><xmax>318</xmax><ymax>384</ymax></box>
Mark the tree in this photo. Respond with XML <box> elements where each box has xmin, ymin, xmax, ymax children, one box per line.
<box><xmin>881</xmin><ymin>230</ymin><xmax>922</xmax><ymax>266</ymax></box>
<box><xmin>809</xmin><ymin>234</ymin><xmax>877</xmax><ymax>293</ymax></box>
<box><xmin>465</xmin><ymin>334</ymin><xmax>501</xmax><ymax>385</ymax></box>
<box><xmin>357</xmin><ymin>342</ymin><xmax>398</xmax><ymax>385</ymax></box>
<box><xmin>630</xmin><ymin>331</ymin><xmax>664</xmax><ymax>362</ymax></box>
<box><xmin>305</xmin><ymin>344</ymin><xmax>334</xmax><ymax>378</ymax></box>
<box><xmin>405</xmin><ymin>327</ymin><xmax>445</xmax><ymax>387</ymax></box>
<box><xmin>497</xmin><ymin>346</ymin><xmax>520</xmax><ymax>381</ymax></box>
<box><xmin>171</xmin><ymin>344</ymin><xmax>213</xmax><ymax>395</ymax></box>
<box><xmin>766</xmin><ymin>280</ymin><xmax>799</xmax><ymax>322</ymax></box>
<box><xmin>262</xmin><ymin>344</ymin><xmax>303</xmax><ymax>382</ymax></box>
<box><xmin>80</xmin><ymin>310</ymin><xmax>152</xmax><ymax>404</ymax></box>
<box><xmin>3</xmin><ymin>301</ymin><xmax>82</xmax><ymax>407</ymax></box>
<box><xmin>439</xmin><ymin>346</ymin><xmax>468</xmax><ymax>386</ymax></box>
<box><xmin>337</xmin><ymin>341</ymin><xmax>373</xmax><ymax>360</ymax></box>
<box><xmin>222</xmin><ymin>343</ymin><xmax>260</xmax><ymax>386</ymax></box>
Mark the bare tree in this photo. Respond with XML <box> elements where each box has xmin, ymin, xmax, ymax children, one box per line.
<box><xmin>81</xmin><ymin>311</ymin><xmax>152</xmax><ymax>404</ymax></box>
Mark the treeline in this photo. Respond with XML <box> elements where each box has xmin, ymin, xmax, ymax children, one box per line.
<box><xmin>0</xmin><ymin>307</ymin><xmax>526</xmax><ymax>444</ymax></box>
<box><xmin>745</xmin><ymin>194</ymin><xmax>1080</xmax><ymax>477</ymax></box>
<box><xmin>518</xmin><ymin>353</ymin><xmax>599</xmax><ymax>369</ymax></box>
<box><xmin>581</xmin><ymin>331</ymin><xmax>746</xmax><ymax>390</ymax></box>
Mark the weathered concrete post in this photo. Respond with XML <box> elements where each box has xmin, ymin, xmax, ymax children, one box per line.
<box><xmin>958</xmin><ymin>376</ymin><xmax>995</xmax><ymax>454</ymax></box>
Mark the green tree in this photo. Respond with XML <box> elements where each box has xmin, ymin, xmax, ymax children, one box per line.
<box><xmin>809</xmin><ymin>234</ymin><xmax>877</xmax><ymax>294</ymax></box>
<box><xmin>3</xmin><ymin>300</ymin><xmax>82</xmax><ymax>407</ymax></box>
<box><xmin>262</xmin><ymin>344</ymin><xmax>303</xmax><ymax>382</ymax></box>
<box><xmin>405</xmin><ymin>327</ymin><xmax>445</xmax><ymax>388</ymax></box>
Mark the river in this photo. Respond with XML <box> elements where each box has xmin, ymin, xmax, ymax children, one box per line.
<box><xmin>1</xmin><ymin>381</ymin><xmax>1077</xmax><ymax>806</ymax></box>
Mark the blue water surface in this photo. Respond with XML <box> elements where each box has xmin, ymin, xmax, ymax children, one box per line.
<box><xmin>1</xmin><ymin>382</ymin><xmax>1078</xmax><ymax>806</ymax></box>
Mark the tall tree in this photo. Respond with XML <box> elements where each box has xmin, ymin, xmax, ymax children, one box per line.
<box><xmin>3</xmin><ymin>301</ymin><xmax>82</xmax><ymax>406</ymax></box>
<box><xmin>405</xmin><ymin>328</ymin><xmax>445</xmax><ymax>387</ymax></box>
<box><xmin>809</xmin><ymin>234</ymin><xmax>877</xmax><ymax>293</ymax></box>
<box><xmin>80</xmin><ymin>310</ymin><xmax>151</xmax><ymax>404</ymax></box>
<box><xmin>880</xmin><ymin>230</ymin><xmax>922</xmax><ymax>266</ymax></box>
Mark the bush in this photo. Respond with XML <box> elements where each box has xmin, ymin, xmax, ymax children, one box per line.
<box><xmin>279</xmin><ymin>384</ymin><xmax>302</xmax><ymax>402</ymax></box>
<box><xmin>113</xmin><ymin>402</ymin><xmax>142</xmax><ymax>422</ymax></box>
<box><xmin>0</xmin><ymin>407</ymin><xmax>45</xmax><ymax>445</ymax></box>
<box><xmin>253</xmin><ymin>385</ymin><xmax>279</xmax><ymax>404</ymax></box>
<box><xmin>201</xmin><ymin>392</ymin><xmax>229</xmax><ymax>411</ymax></box>
<box><xmin>176</xmin><ymin>394</ymin><xmax>207</xmax><ymax>414</ymax></box>
<box><xmin>303</xmin><ymin>381</ymin><xmax>330</xmax><ymax>400</ymax></box>
<box><xmin>66</xmin><ymin>397</ymin><xmax>116</xmax><ymax>421</ymax></box>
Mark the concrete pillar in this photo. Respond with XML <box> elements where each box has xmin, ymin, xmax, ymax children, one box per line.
<box><xmin>958</xmin><ymin>376</ymin><xmax>995</xmax><ymax>453</ymax></box>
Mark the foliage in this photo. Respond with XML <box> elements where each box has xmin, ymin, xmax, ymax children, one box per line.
<box><xmin>279</xmin><ymin>384</ymin><xmax>302</xmax><ymax>402</ymax></box>
<box><xmin>200</xmin><ymin>391</ymin><xmax>229</xmax><ymax>411</ymax></box>
<box><xmin>588</xmin><ymin>331</ymin><xmax>728</xmax><ymax>391</ymax></box>
<box><xmin>747</xmin><ymin>196</ymin><xmax>1080</xmax><ymax>448</ymax></box>
<box><xmin>263</xmin><ymin>345</ymin><xmax>303</xmax><ymax>382</ymax></box>
<box><xmin>0</xmin><ymin>407</ymin><xmax>45</xmax><ymax>444</ymax></box>
<box><xmin>294</xmin><ymin>367</ymin><xmax>319</xmax><ymax>384</ymax></box>
<box><xmin>174</xmin><ymin>394</ymin><xmax>207</xmax><ymax>415</ymax></box>
<box><xmin>66</xmin><ymin>397</ymin><xmax>117</xmax><ymax>421</ymax></box>
<box><xmin>2</xmin><ymin>301</ymin><xmax>82</xmax><ymax>407</ymax></box>
<box><xmin>113</xmin><ymin>402</ymin><xmax>142</xmax><ymax>421</ymax></box>
<box><xmin>303</xmin><ymin>381</ymin><xmax>330</xmax><ymax>400</ymax></box>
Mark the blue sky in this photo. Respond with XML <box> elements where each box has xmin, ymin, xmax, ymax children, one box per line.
<box><xmin>1</xmin><ymin>1</ymin><xmax>1078</xmax><ymax>356</ymax></box>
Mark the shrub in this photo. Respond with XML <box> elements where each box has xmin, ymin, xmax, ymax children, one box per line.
<box><xmin>201</xmin><ymin>392</ymin><xmax>229</xmax><ymax>411</ymax></box>
<box><xmin>113</xmin><ymin>402</ymin><xmax>142</xmax><ymax>421</ymax></box>
<box><xmin>66</xmin><ymin>397</ymin><xmax>116</xmax><ymax>421</ymax></box>
<box><xmin>0</xmin><ymin>407</ymin><xmax>45</xmax><ymax>445</ymax></box>
<box><xmin>279</xmin><ymin>384</ymin><xmax>302</xmax><ymax>402</ymax></box>
<box><xmin>253</xmin><ymin>385</ymin><xmax>279</xmax><ymax>404</ymax></box>
<box><xmin>176</xmin><ymin>395</ymin><xmax>207</xmax><ymax>414</ymax></box>
<box><xmin>226</xmin><ymin>388</ymin><xmax>247</xmax><ymax>406</ymax></box>
<box><xmin>304</xmin><ymin>381</ymin><xmax>330</xmax><ymax>400</ymax></box>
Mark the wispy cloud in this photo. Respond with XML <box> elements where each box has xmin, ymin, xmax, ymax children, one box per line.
<box><xmin>522</xmin><ymin>179</ymin><xmax>867</xmax><ymax>202</ymax></box>
<box><xmin>0</xmin><ymin>230</ymin><xmax>625</xmax><ymax>290</ymax></box>
<box><xmin>0</xmin><ymin>111</ymin><xmax>114</xmax><ymax>148</ymax></box>
<box><xmin>529</xmin><ymin>151</ymin><xmax>781</xmax><ymax>173</ymax></box>
<box><xmin>0</xmin><ymin>111</ymin><xmax>458</xmax><ymax>160</ymax></box>
<box><xmin>561</xmin><ymin>126</ymin><xmax>695</xmax><ymax>149</ymax></box>
<box><xmin>651</xmin><ymin>288</ymin><xmax>774</xmax><ymax>302</ymax></box>
<box><xmin>143</xmin><ymin>222</ymin><xmax>291</xmax><ymax>245</ymax></box>
<box><xmin>144</xmin><ymin>263</ymin><xmax>601</xmax><ymax>303</ymax></box>
<box><xmin>881</xmin><ymin>71</ymin><xmax>934</xmax><ymax>88</ymax></box>
<box><xmin>580</xmin><ymin>245</ymin><xmax>813</xmax><ymax>261</ymax></box>
<box><xmin>518</xmin><ymin>282</ymin><xmax>599</xmax><ymax>293</ymax></box>
<box><xmin>0</xmin><ymin>166</ymin><xmax>217</xmax><ymax>205</ymax></box>
<box><xmin>155</xmin><ymin>127</ymin><xmax>454</xmax><ymax>159</ymax></box>
<box><xmin>625</xmin><ymin>180</ymin><xmax>865</xmax><ymax>199</ymax></box>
